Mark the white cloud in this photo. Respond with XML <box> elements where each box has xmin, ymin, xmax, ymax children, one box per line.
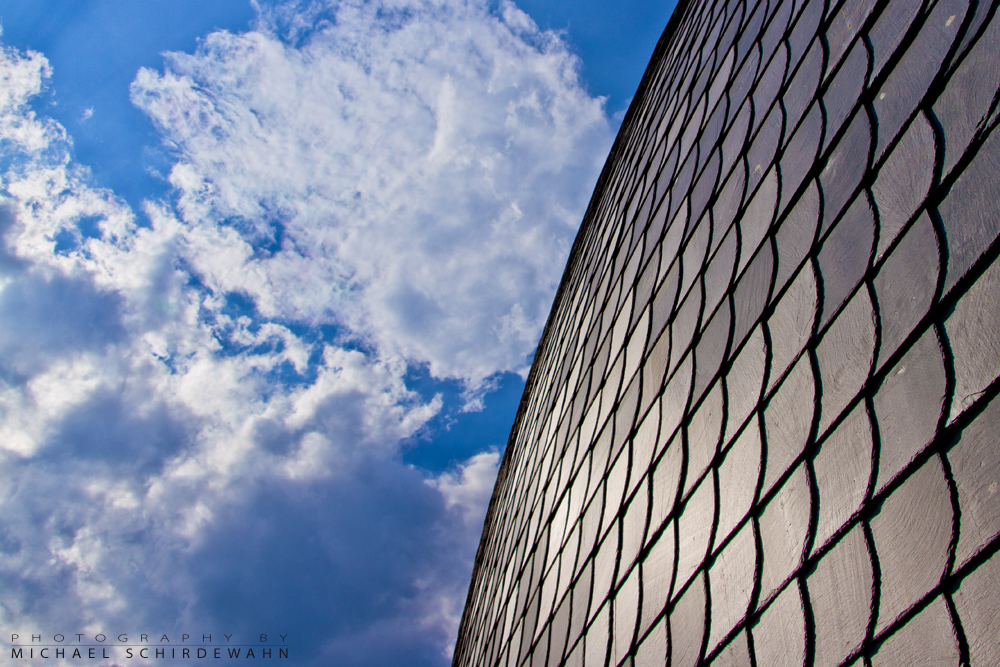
<box><xmin>0</xmin><ymin>0</ymin><xmax>611</xmax><ymax>663</ymax></box>
<box><xmin>0</xmin><ymin>40</ymin><xmax>56</xmax><ymax>154</ymax></box>
<box><xmin>430</xmin><ymin>450</ymin><xmax>501</xmax><ymax>527</ymax></box>
<box><xmin>130</xmin><ymin>0</ymin><xmax>612</xmax><ymax>388</ymax></box>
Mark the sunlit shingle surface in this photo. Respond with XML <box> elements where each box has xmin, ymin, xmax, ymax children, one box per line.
<box><xmin>454</xmin><ymin>0</ymin><xmax>1000</xmax><ymax>663</ymax></box>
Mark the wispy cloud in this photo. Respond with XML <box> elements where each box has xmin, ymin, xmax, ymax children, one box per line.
<box><xmin>0</xmin><ymin>1</ymin><xmax>612</xmax><ymax>663</ymax></box>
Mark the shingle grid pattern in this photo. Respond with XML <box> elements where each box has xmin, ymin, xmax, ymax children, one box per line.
<box><xmin>453</xmin><ymin>0</ymin><xmax>1000</xmax><ymax>664</ymax></box>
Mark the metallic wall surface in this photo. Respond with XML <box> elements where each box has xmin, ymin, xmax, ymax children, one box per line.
<box><xmin>454</xmin><ymin>0</ymin><xmax>1000</xmax><ymax>663</ymax></box>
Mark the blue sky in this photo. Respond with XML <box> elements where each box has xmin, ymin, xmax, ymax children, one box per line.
<box><xmin>0</xmin><ymin>1</ymin><xmax>674</xmax><ymax>664</ymax></box>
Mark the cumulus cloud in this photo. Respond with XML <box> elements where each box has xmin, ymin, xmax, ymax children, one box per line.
<box><xmin>0</xmin><ymin>1</ymin><xmax>611</xmax><ymax>664</ymax></box>
<box><xmin>130</xmin><ymin>0</ymin><xmax>611</xmax><ymax>387</ymax></box>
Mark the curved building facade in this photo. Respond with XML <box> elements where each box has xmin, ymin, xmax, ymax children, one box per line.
<box><xmin>454</xmin><ymin>0</ymin><xmax>1000</xmax><ymax>664</ymax></box>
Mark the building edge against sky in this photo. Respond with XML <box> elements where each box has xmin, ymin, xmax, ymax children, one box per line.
<box><xmin>454</xmin><ymin>0</ymin><xmax>1000</xmax><ymax>663</ymax></box>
